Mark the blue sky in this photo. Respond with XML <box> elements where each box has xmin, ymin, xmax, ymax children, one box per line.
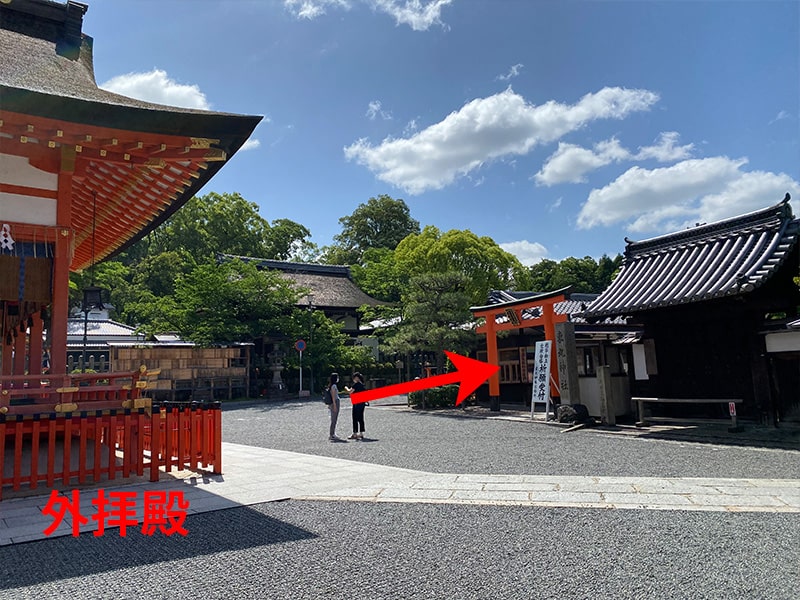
<box><xmin>85</xmin><ymin>0</ymin><xmax>799</xmax><ymax>265</ymax></box>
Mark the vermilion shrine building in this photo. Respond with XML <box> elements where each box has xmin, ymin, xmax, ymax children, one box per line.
<box><xmin>1</xmin><ymin>0</ymin><xmax>260</xmax><ymax>497</ymax></box>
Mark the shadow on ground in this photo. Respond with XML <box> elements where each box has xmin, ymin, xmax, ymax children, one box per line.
<box><xmin>0</xmin><ymin>504</ymin><xmax>315</xmax><ymax>590</ymax></box>
<box><xmin>622</xmin><ymin>421</ymin><xmax>800</xmax><ymax>451</ymax></box>
<box><xmin>391</xmin><ymin>404</ymin><xmax>800</xmax><ymax>451</ymax></box>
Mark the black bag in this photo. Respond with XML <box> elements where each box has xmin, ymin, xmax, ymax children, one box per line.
<box><xmin>322</xmin><ymin>387</ymin><xmax>333</xmax><ymax>405</ymax></box>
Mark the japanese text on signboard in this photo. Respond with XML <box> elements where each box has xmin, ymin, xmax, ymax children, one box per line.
<box><xmin>531</xmin><ymin>340</ymin><xmax>552</xmax><ymax>405</ymax></box>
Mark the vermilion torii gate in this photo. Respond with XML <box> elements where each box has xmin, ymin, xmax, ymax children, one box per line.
<box><xmin>471</xmin><ymin>288</ymin><xmax>570</xmax><ymax>410</ymax></box>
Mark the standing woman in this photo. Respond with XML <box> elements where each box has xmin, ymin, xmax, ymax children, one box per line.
<box><xmin>327</xmin><ymin>372</ymin><xmax>341</xmax><ymax>441</ymax></box>
<box><xmin>346</xmin><ymin>372</ymin><xmax>367</xmax><ymax>440</ymax></box>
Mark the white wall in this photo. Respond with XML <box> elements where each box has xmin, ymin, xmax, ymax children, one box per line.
<box><xmin>0</xmin><ymin>154</ymin><xmax>58</xmax><ymax>226</ymax></box>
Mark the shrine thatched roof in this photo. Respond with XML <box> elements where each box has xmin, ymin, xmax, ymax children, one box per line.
<box><xmin>1</xmin><ymin>0</ymin><xmax>261</xmax><ymax>269</ymax></box>
<box><xmin>223</xmin><ymin>257</ymin><xmax>386</xmax><ymax>310</ymax></box>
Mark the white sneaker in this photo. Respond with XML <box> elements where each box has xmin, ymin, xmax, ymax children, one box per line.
<box><xmin>347</xmin><ymin>433</ymin><xmax>358</xmax><ymax>440</ymax></box>
<box><xmin>358</xmin><ymin>433</ymin><xmax>365</xmax><ymax>440</ymax></box>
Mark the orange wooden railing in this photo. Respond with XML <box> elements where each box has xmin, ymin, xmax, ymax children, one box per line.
<box><xmin>0</xmin><ymin>369</ymin><xmax>223</xmax><ymax>500</ymax></box>
<box><xmin>136</xmin><ymin>402</ymin><xmax>223</xmax><ymax>482</ymax></box>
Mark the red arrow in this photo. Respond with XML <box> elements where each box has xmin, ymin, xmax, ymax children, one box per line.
<box><xmin>350</xmin><ymin>351</ymin><xmax>499</xmax><ymax>406</ymax></box>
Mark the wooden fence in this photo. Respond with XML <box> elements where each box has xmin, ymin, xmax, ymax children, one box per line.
<box><xmin>0</xmin><ymin>370</ymin><xmax>222</xmax><ymax>500</ymax></box>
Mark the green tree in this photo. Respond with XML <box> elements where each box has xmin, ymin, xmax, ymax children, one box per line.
<box><xmin>119</xmin><ymin>289</ymin><xmax>181</xmax><ymax>336</ymax></box>
<box><xmin>323</xmin><ymin>194</ymin><xmax>419</xmax><ymax>264</ymax></box>
<box><xmin>159</xmin><ymin>192</ymin><xmax>272</xmax><ymax>260</ymax></box>
<box><xmin>130</xmin><ymin>249</ymin><xmax>195</xmax><ymax>297</ymax></box>
<box><xmin>172</xmin><ymin>260</ymin><xmax>300</xmax><ymax>345</ymax></box>
<box><xmin>69</xmin><ymin>260</ymin><xmax>131</xmax><ymax>317</ymax></box>
<box><xmin>394</xmin><ymin>226</ymin><xmax>531</xmax><ymax>305</ymax></box>
<box><xmin>265</xmin><ymin>218</ymin><xmax>315</xmax><ymax>261</ymax></box>
<box><xmin>350</xmin><ymin>247</ymin><xmax>405</xmax><ymax>302</ymax></box>
<box><xmin>528</xmin><ymin>254</ymin><xmax>622</xmax><ymax>294</ymax></box>
<box><xmin>388</xmin><ymin>271</ymin><xmax>476</xmax><ymax>374</ymax></box>
<box><xmin>528</xmin><ymin>258</ymin><xmax>559</xmax><ymax>292</ymax></box>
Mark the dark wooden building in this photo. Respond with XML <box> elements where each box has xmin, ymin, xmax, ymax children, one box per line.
<box><xmin>584</xmin><ymin>197</ymin><xmax>800</xmax><ymax>424</ymax></box>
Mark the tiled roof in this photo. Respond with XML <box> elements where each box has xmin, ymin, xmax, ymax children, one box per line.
<box><xmin>585</xmin><ymin>197</ymin><xmax>799</xmax><ymax>318</ymax></box>
<box><xmin>479</xmin><ymin>289</ymin><xmax>625</xmax><ymax>326</ymax></box>
<box><xmin>66</xmin><ymin>318</ymin><xmax>144</xmax><ymax>340</ymax></box>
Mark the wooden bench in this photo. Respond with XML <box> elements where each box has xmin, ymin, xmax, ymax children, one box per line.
<box><xmin>632</xmin><ymin>397</ymin><xmax>743</xmax><ymax>432</ymax></box>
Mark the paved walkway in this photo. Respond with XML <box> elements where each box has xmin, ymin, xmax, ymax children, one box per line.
<box><xmin>2</xmin><ymin>441</ymin><xmax>799</xmax><ymax>545</ymax></box>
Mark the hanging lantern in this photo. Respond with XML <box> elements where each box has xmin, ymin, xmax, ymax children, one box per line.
<box><xmin>82</xmin><ymin>286</ymin><xmax>105</xmax><ymax>312</ymax></box>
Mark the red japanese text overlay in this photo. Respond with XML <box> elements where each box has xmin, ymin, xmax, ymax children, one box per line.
<box><xmin>42</xmin><ymin>489</ymin><xmax>189</xmax><ymax>537</ymax></box>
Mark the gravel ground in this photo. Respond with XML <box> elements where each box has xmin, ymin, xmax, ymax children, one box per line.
<box><xmin>1</xmin><ymin>398</ymin><xmax>798</xmax><ymax>599</ymax></box>
<box><xmin>1</xmin><ymin>502</ymin><xmax>797</xmax><ymax>599</ymax></box>
<box><xmin>222</xmin><ymin>399</ymin><xmax>800</xmax><ymax>480</ymax></box>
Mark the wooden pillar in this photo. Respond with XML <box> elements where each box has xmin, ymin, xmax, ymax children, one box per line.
<box><xmin>50</xmin><ymin>147</ymin><xmax>75</xmax><ymax>377</ymax></box>
<box><xmin>13</xmin><ymin>325</ymin><xmax>26</xmax><ymax>375</ymax></box>
<box><xmin>2</xmin><ymin>332</ymin><xmax>12</xmax><ymax>376</ymax></box>
<box><xmin>29</xmin><ymin>312</ymin><xmax>43</xmax><ymax>376</ymax></box>
<box><xmin>542</xmin><ymin>303</ymin><xmax>560</xmax><ymax>398</ymax></box>
<box><xmin>749</xmin><ymin>331</ymin><xmax>774</xmax><ymax>425</ymax></box>
<box><xmin>485</xmin><ymin>314</ymin><xmax>500</xmax><ymax>411</ymax></box>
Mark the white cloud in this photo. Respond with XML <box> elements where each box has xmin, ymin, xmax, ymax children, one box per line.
<box><xmin>535</xmin><ymin>138</ymin><xmax>629</xmax><ymax>186</ymax></box>
<box><xmin>496</xmin><ymin>63</ymin><xmax>524</xmax><ymax>81</ymax></box>
<box><xmin>500</xmin><ymin>240</ymin><xmax>549</xmax><ymax>266</ymax></box>
<box><xmin>284</xmin><ymin>0</ymin><xmax>453</xmax><ymax>31</ymax></box>
<box><xmin>344</xmin><ymin>86</ymin><xmax>659</xmax><ymax>194</ymax></box>
<box><xmin>240</xmin><ymin>139</ymin><xmax>261</xmax><ymax>151</ymax></box>
<box><xmin>535</xmin><ymin>132</ymin><xmax>693</xmax><ymax>186</ymax></box>
<box><xmin>284</xmin><ymin>0</ymin><xmax>351</xmax><ymax>19</ymax></box>
<box><xmin>366</xmin><ymin>100</ymin><xmax>392</xmax><ymax>120</ymax></box>
<box><xmin>403</xmin><ymin>118</ymin><xmax>419</xmax><ymax>136</ymax></box>
<box><xmin>634</xmin><ymin>131</ymin><xmax>694</xmax><ymax>162</ymax></box>
<box><xmin>373</xmin><ymin>0</ymin><xmax>453</xmax><ymax>31</ymax></box>
<box><xmin>576</xmin><ymin>156</ymin><xmax>798</xmax><ymax>233</ymax></box>
<box><xmin>769</xmin><ymin>109</ymin><xmax>791</xmax><ymax>125</ymax></box>
<box><xmin>100</xmin><ymin>69</ymin><xmax>210</xmax><ymax>110</ymax></box>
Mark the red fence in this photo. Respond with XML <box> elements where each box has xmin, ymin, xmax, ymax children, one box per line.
<box><xmin>137</xmin><ymin>402</ymin><xmax>223</xmax><ymax>483</ymax></box>
<box><xmin>1</xmin><ymin>369</ymin><xmax>222</xmax><ymax>500</ymax></box>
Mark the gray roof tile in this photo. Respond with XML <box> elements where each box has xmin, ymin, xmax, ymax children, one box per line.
<box><xmin>585</xmin><ymin>198</ymin><xmax>799</xmax><ymax>318</ymax></box>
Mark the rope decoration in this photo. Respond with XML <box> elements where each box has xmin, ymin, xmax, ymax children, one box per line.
<box><xmin>0</xmin><ymin>224</ymin><xmax>14</xmax><ymax>251</ymax></box>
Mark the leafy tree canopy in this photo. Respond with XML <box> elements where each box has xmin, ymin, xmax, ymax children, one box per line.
<box><xmin>387</xmin><ymin>271</ymin><xmax>477</xmax><ymax>373</ymax></box>
<box><xmin>171</xmin><ymin>259</ymin><xmax>301</xmax><ymax>345</ymax></box>
<box><xmin>124</xmin><ymin>192</ymin><xmax>312</xmax><ymax>264</ymax></box>
<box><xmin>394</xmin><ymin>226</ymin><xmax>532</xmax><ymax>305</ymax></box>
<box><xmin>323</xmin><ymin>194</ymin><xmax>419</xmax><ymax>264</ymax></box>
<box><xmin>350</xmin><ymin>247</ymin><xmax>404</xmax><ymax>303</ymax></box>
<box><xmin>528</xmin><ymin>254</ymin><xmax>622</xmax><ymax>294</ymax></box>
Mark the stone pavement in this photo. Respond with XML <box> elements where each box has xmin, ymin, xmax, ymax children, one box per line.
<box><xmin>2</xmin><ymin>440</ymin><xmax>799</xmax><ymax>546</ymax></box>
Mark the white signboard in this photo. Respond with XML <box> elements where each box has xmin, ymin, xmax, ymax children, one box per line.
<box><xmin>531</xmin><ymin>340</ymin><xmax>552</xmax><ymax>419</ymax></box>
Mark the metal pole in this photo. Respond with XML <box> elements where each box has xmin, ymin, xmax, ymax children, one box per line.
<box><xmin>307</xmin><ymin>298</ymin><xmax>314</xmax><ymax>394</ymax></box>
<box><xmin>299</xmin><ymin>349</ymin><xmax>303</xmax><ymax>396</ymax></box>
<box><xmin>81</xmin><ymin>308</ymin><xmax>88</xmax><ymax>373</ymax></box>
